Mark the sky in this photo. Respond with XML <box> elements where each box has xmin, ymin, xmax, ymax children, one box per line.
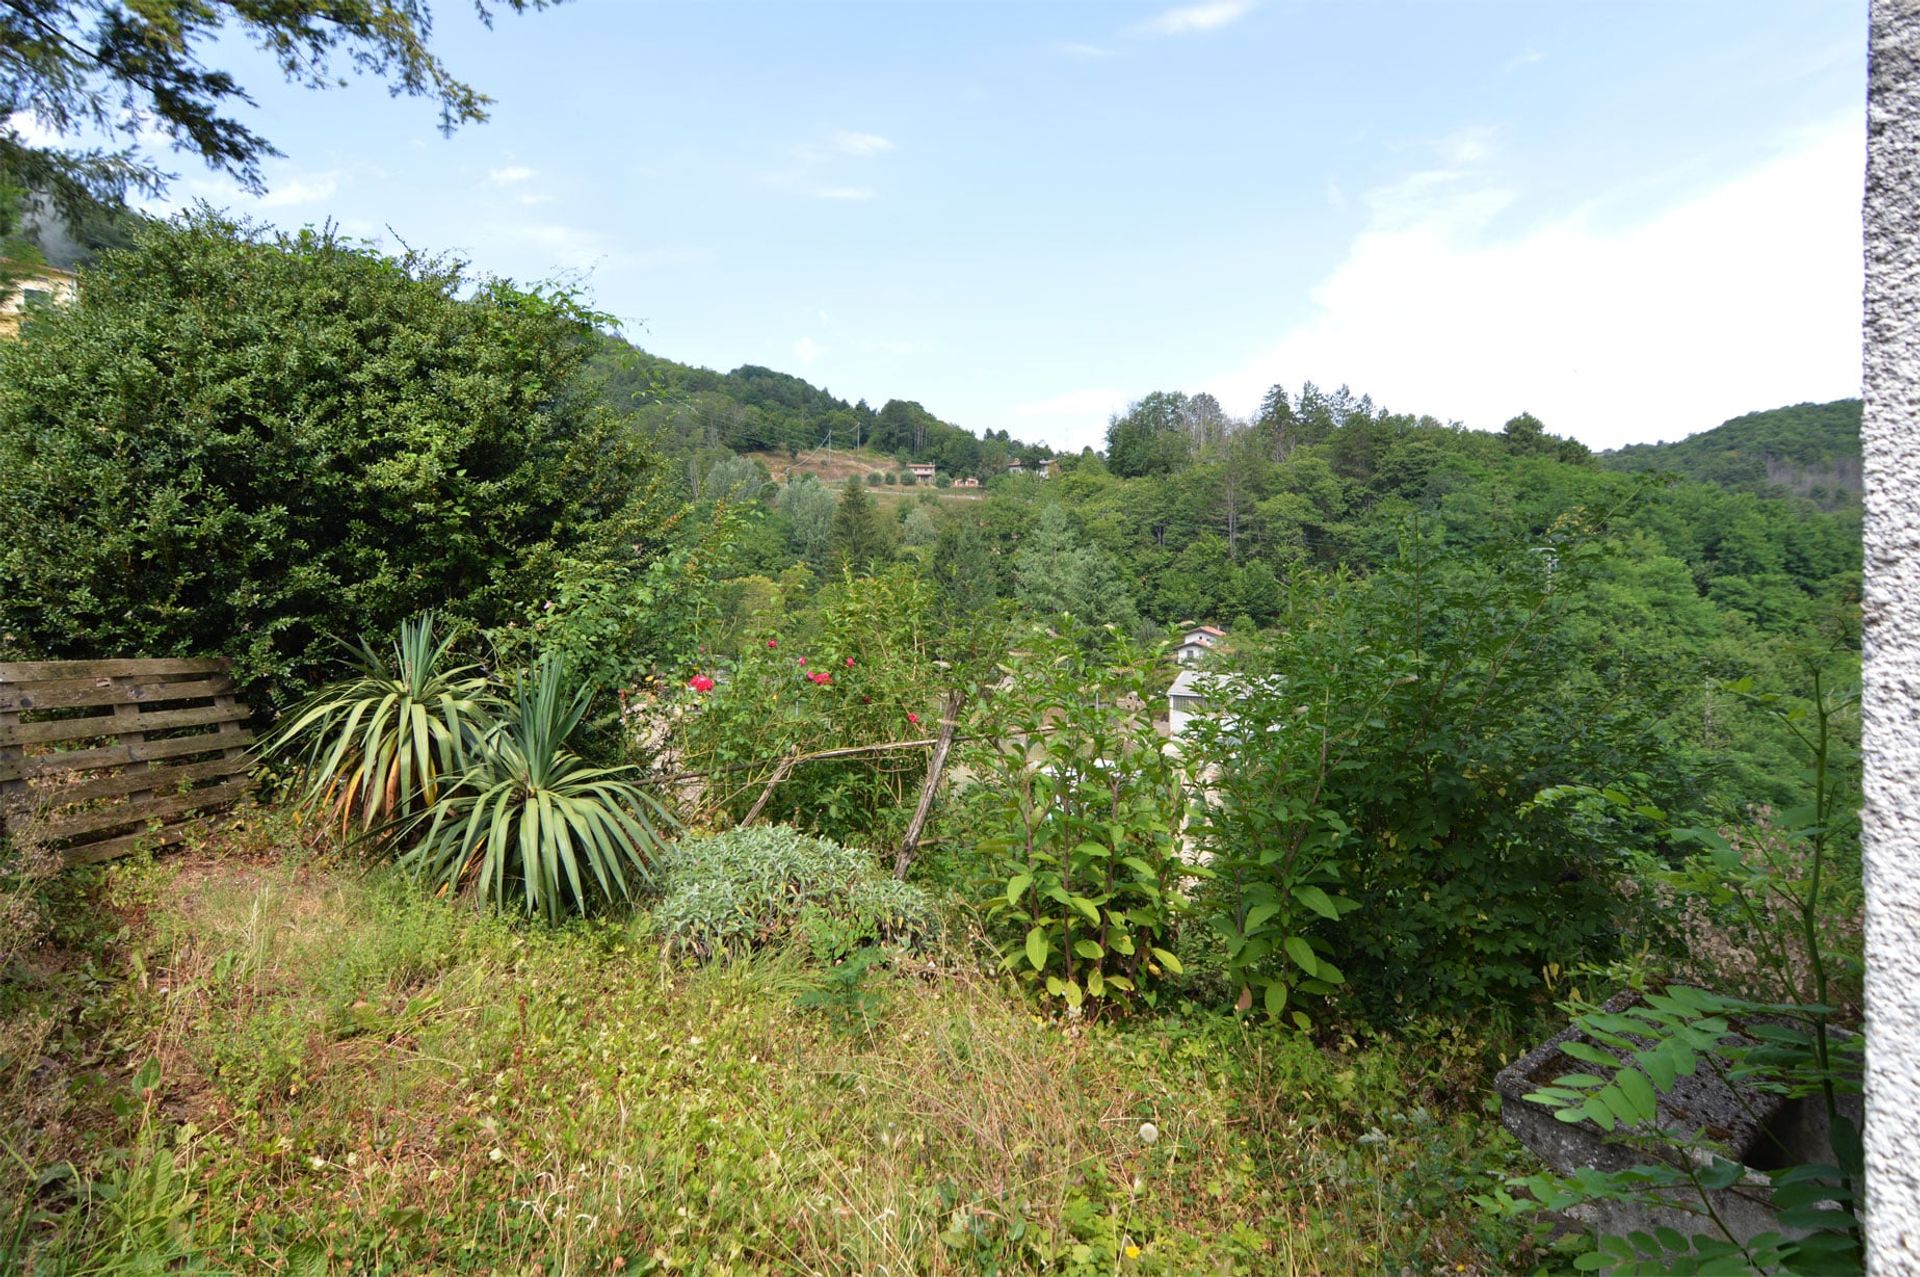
<box><xmin>122</xmin><ymin>0</ymin><xmax>1866</xmax><ymax>454</ymax></box>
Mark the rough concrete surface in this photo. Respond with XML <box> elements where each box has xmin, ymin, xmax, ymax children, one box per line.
<box><xmin>1866</xmin><ymin>3</ymin><xmax>1920</xmax><ymax>1270</ymax></box>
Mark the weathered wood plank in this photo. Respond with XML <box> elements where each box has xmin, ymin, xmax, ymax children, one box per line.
<box><xmin>107</xmin><ymin>675</ymin><xmax>155</xmax><ymax>822</ymax></box>
<box><xmin>61</xmin><ymin>822</ymin><xmax>197</xmax><ymax>866</ymax></box>
<box><xmin>29</xmin><ymin>777</ymin><xmax>253</xmax><ymax>842</ymax></box>
<box><xmin>0</xmin><ymin>725</ymin><xmax>253</xmax><ymax>783</ymax></box>
<box><xmin>0</xmin><ymin>700</ymin><xmax>22</xmax><ymax>837</ymax></box>
<box><xmin>2</xmin><ymin>754</ymin><xmax>251</xmax><ymax>816</ymax></box>
<box><xmin>0</xmin><ymin>658</ymin><xmax>227</xmax><ymax>683</ymax></box>
<box><xmin>0</xmin><ymin>676</ymin><xmax>231</xmax><ymax>712</ymax></box>
<box><xmin>0</xmin><ymin>702</ymin><xmax>251</xmax><ymax>748</ymax></box>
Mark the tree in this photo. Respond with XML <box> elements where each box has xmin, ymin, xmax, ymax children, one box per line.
<box><xmin>829</xmin><ymin>476</ymin><xmax>891</xmax><ymax>573</ymax></box>
<box><xmin>1012</xmin><ymin>504</ymin><xmax>1137</xmax><ymax>629</ymax></box>
<box><xmin>900</xmin><ymin>504</ymin><xmax>939</xmax><ymax>548</ymax></box>
<box><xmin>1104</xmin><ymin>391</ymin><xmax>1192</xmax><ymax>478</ymax></box>
<box><xmin>930</xmin><ymin>518</ymin><xmax>1001</xmax><ymax>617</ymax></box>
<box><xmin>0</xmin><ymin>0</ymin><xmax>550</xmax><ymax>220</ymax></box>
<box><xmin>777</xmin><ymin>474</ymin><xmax>836</xmax><ymax>565</ymax></box>
<box><xmin>0</xmin><ymin>210</ymin><xmax>665</xmax><ymax>707</ymax></box>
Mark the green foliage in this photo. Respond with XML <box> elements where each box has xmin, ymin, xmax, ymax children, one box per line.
<box><xmin>1196</xmin><ymin>528</ymin><xmax>1692</xmax><ymax>1021</ymax></box>
<box><xmin>1012</xmin><ymin>504</ymin><xmax>1138</xmax><ymax>631</ymax></box>
<box><xmin>400</xmin><ymin>657</ymin><xmax>676</xmax><ymax>923</ymax></box>
<box><xmin>968</xmin><ymin>622</ymin><xmax>1189</xmax><ymax>1014</ymax></box>
<box><xmin>1490</xmin><ymin>675</ymin><xmax>1863</xmax><ymax>1274</ymax></box>
<box><xmin>0</xmin><ymin>210</ymin><xmax>669</xmax><ymax>710</ymax></box>
<box><xmin>267</xmin><ymin>613</ymin><xmax>493</xmax><ymax>839</ymax></box>
<box><xmin>651</xmin><ymin>824</ymin><xmax>938</xmax><ymax>960</ymax></box>
<box><xmin>829</xmin><ymin>476</ymin><xmax>893</xmax><ymax>573</ymax></box>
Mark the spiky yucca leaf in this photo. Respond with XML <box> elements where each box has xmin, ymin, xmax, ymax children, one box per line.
<box><xmin>268</xmin><ymin>613</ymin><xmax>494</xmax><ymax>838</ymax></box>
<box><xmin>398</xmin><ymin>658</ymin><xmax>676</xmax><ymax>921</ymax></box>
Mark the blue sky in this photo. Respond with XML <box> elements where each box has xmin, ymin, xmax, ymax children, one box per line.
<box><xmin>136</xmin><ymin>0</ymin><xmax>1864</xmax><ymax>452</ymax></box>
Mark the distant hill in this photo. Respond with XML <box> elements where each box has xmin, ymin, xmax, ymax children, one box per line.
<box><xmin>1601</xmin><ymin>400</ymin><xmax>1862</xmax><ymax>507</ymax></box>
<box><xmin>589</xmin><ymin>334</ymin><xmax>1053</xmax><ymax>482</ymax></box>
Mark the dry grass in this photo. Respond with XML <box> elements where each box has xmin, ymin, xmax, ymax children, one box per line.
<box><xmin>7</xmin><ymin>826</ymin><xmax>1532</xmax><ymax>1274</ymax></box>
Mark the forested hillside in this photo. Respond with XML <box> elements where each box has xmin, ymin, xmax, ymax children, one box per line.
<box><xmin>617</xmin><ymin>366</ymin><xmax>1860</xmax><ymax>813</ymax></box>
<box><xmin>1602</xmin><ymin>398</ymin><xmax>1862</xmax><ymax>507</ymax></box>
<box><xmin>590</xmin><ymin>336</ymin><xmax>1057</xmax><ymax>483</ymax></box>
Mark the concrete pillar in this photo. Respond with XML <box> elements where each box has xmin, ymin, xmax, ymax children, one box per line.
<box><xmin>1865</xmin><ymin>2</ymin><xmax>1920</xmax><ymax>1267</ymax></box>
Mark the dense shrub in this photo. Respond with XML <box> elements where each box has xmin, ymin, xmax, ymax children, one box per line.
<box><xmin>1188</xmin><ymin>529</ymin><xmax>1692</xmax><ymax>1024</ymax></box>
<box><xmin>651</xmin><ymin>825</ymin><xmax>939</xmax><ymax>959</ymax></box>
<box><xmin>0</xmin><ymin>210</ymin><xmax>669</xmax><ymax>709</ymax></box>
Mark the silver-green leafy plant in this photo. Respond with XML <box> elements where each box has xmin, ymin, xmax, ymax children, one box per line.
<box><xmin>268</xmin><ymin>612</ymin><xmax>495</xmax><ymax>838</ymax></box>
<box><xmin>399</xmin><ymin>656</ymin><xmax>677</xmax><ymax>923</ymax></box>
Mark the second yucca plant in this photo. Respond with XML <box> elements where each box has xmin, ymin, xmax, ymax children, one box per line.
<box><xmin>398</xmin><ymin>656</ymin><xmax>677</xmax><ymax>922</ymax></box>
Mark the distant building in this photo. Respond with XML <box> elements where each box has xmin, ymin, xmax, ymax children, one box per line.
<box><xmin>1168</xmin><ymin>667</ymin><xmax>1210</xmax><ymax>738</ymax></box>
<box><xmin>909</xmin><ymin>462</ymin><xmax>937</xmax><ymax>482</ymax></box>
<box><xmin>0</xmin><ymin>262</ymin><xmax>76</xmax><ymax>338</ymax></box>
<box><xmin>1007</xmin><ymin>459</ymin><xmax>1025</xmax><ymax>475</ymax></box>
<box><xmin>954</xmin><ymin>475</ymin><xmax>981</xmax><ymax>488</ymax></box>
<box><xmin>1033</xmin><ymin>458</ymin><xmax>1055</xmax><ymax>478</ymax></box>
<box><xmin>1173</xmin><ymin>624</ymin><xmax>1227</xmax><ymax>665</ymax></box>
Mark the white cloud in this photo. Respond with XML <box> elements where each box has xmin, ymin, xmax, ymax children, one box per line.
<box><xmin>1433</xmin><ymin>125</ymin><xmax>1496</xmax><ymax>167</ymax></box>
<box><xmin>771</xmin><ymin>130</ymin><xmax>895</xmax><ymax>201</ymax></box>
<box><xmin>1059</xmin><ymin>42</ymin><xmax>1113</xmax><ymax>59</ymax></box>
<box><xmin>488</xmin><ymin>164</ymin><xmax>536</xmax><ymax>185</ymax></box>
<box><xmin>794</xmin><ymin>336</ymin><xmax>824</xmax><ymax>365</ymax></box>
<box><xmin>1133</xmin><ymin>0</ymin><xmax>1253</xmax><ymax>36</ymax></box>
<box><xmin>1200</xmin><ymin>118</ymin><xmax>1864</xmax><ymax>450</ymax></box>
<box><xmin>830</xmin><ymin>131</ymin><xmax>894</xmax><ymax>157</ymax></box>
<box><xmin>1012</xmin><ymin>387</ymin><xmax>1133</xmax><ymax>450</ymax></box>
<box><xmin>1505</xmin><ymin>49</ymin><xmax>1546</xmax><ymax>73</ymax></box>
<box><xmin>258</xmin><ymin>170</ymin><xmax>342</xmax><ymax>209</ymax></box>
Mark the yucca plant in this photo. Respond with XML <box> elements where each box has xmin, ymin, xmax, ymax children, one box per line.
<box><xmin>268</xmin><ymin>613</ymin><xmax>494</xmax><ymax>838</ymax></box>
<box><xmin>398</xmin><ymin>657</ymin><xmax>677</xmax><ymax>922</ymax></box>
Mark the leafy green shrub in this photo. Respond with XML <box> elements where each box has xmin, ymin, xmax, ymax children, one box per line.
<box><xmin>268</xmin><ymin>613</ymin><xmax>494</xmax><ymax>839</ymax></box>
<box><xmin>0</xmin><ymin>210</ymin><xmax>669</xmax><ymax>709</ymax></box>
<box><xmin>1191</xmin><ymin>530</ymin><xmax>1690</xmax><ymax>1023</ymax></box>
<box><xmin>651</xmin><ymin>824</ymin><xmax>939</xmax><ymax>959</ymax></box>
<box><xmin>400</xmin><ymin>657</ymin><xmax>676</xmax><ymax>922</ymax></box>
<box><xmin>966</xmin><ymin>622</ymin><xmax>1189</xmax><ymax>1015</ymax></box>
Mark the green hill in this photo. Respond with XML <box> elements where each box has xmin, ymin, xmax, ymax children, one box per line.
<box><xmin>589</xmin><ymin>335</ymin><xmax>1054</xmax><ymax>482</ymax></box>
<box><xmin>1601</xmin><ymin>399</ymin><xmax>1862</xmax><ymax>507</ymax></box>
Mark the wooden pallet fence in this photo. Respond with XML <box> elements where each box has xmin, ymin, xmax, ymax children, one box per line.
<box><xmin>0</xmin><ymin>658</ymin><xmax>256</xmax><ymax>864</ymax></box>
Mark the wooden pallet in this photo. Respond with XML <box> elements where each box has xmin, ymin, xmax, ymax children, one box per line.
<box><xmin>0</xmin><ymin>658</ymin><xmax>256</xmax><ymax>864</ymax></box>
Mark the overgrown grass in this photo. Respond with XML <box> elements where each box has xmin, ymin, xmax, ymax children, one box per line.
<box><xmin>5</xmin><ymin>818</ymin><xmax>1541</xmax><ymax>1274</ymax></box>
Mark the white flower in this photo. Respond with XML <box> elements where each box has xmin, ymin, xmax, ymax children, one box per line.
<box><xmin>489</xmin><ymin>1147</ymin><xmax>506</xmax><ymax>1163</ymax></box>
<box><xmin>1138</xmin><ymin>1122</ymin><xmax>1159</xmax><ymax>1146</ymax></box>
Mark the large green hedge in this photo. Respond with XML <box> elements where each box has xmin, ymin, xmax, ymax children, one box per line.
<box><xmin>0</xmin><ymin>210</ymin><xmax>662</xmax><ymax>707</ymax></box>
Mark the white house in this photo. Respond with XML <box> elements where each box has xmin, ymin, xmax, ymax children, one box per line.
<box><xmin>909</xmin><ymin>462</ymin><xmax>937</xmax><ymax>482</ymax></box>
<box><xmin>1172</xmin><ymin>624</ymin><xmax>1227</xmax><ymax>665</ymax></box>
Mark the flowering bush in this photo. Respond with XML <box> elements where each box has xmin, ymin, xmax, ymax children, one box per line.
<box><xmin>669</xmin><ymin>569</ymin><xmax>941</xmax><ymax>845</ymax></box>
